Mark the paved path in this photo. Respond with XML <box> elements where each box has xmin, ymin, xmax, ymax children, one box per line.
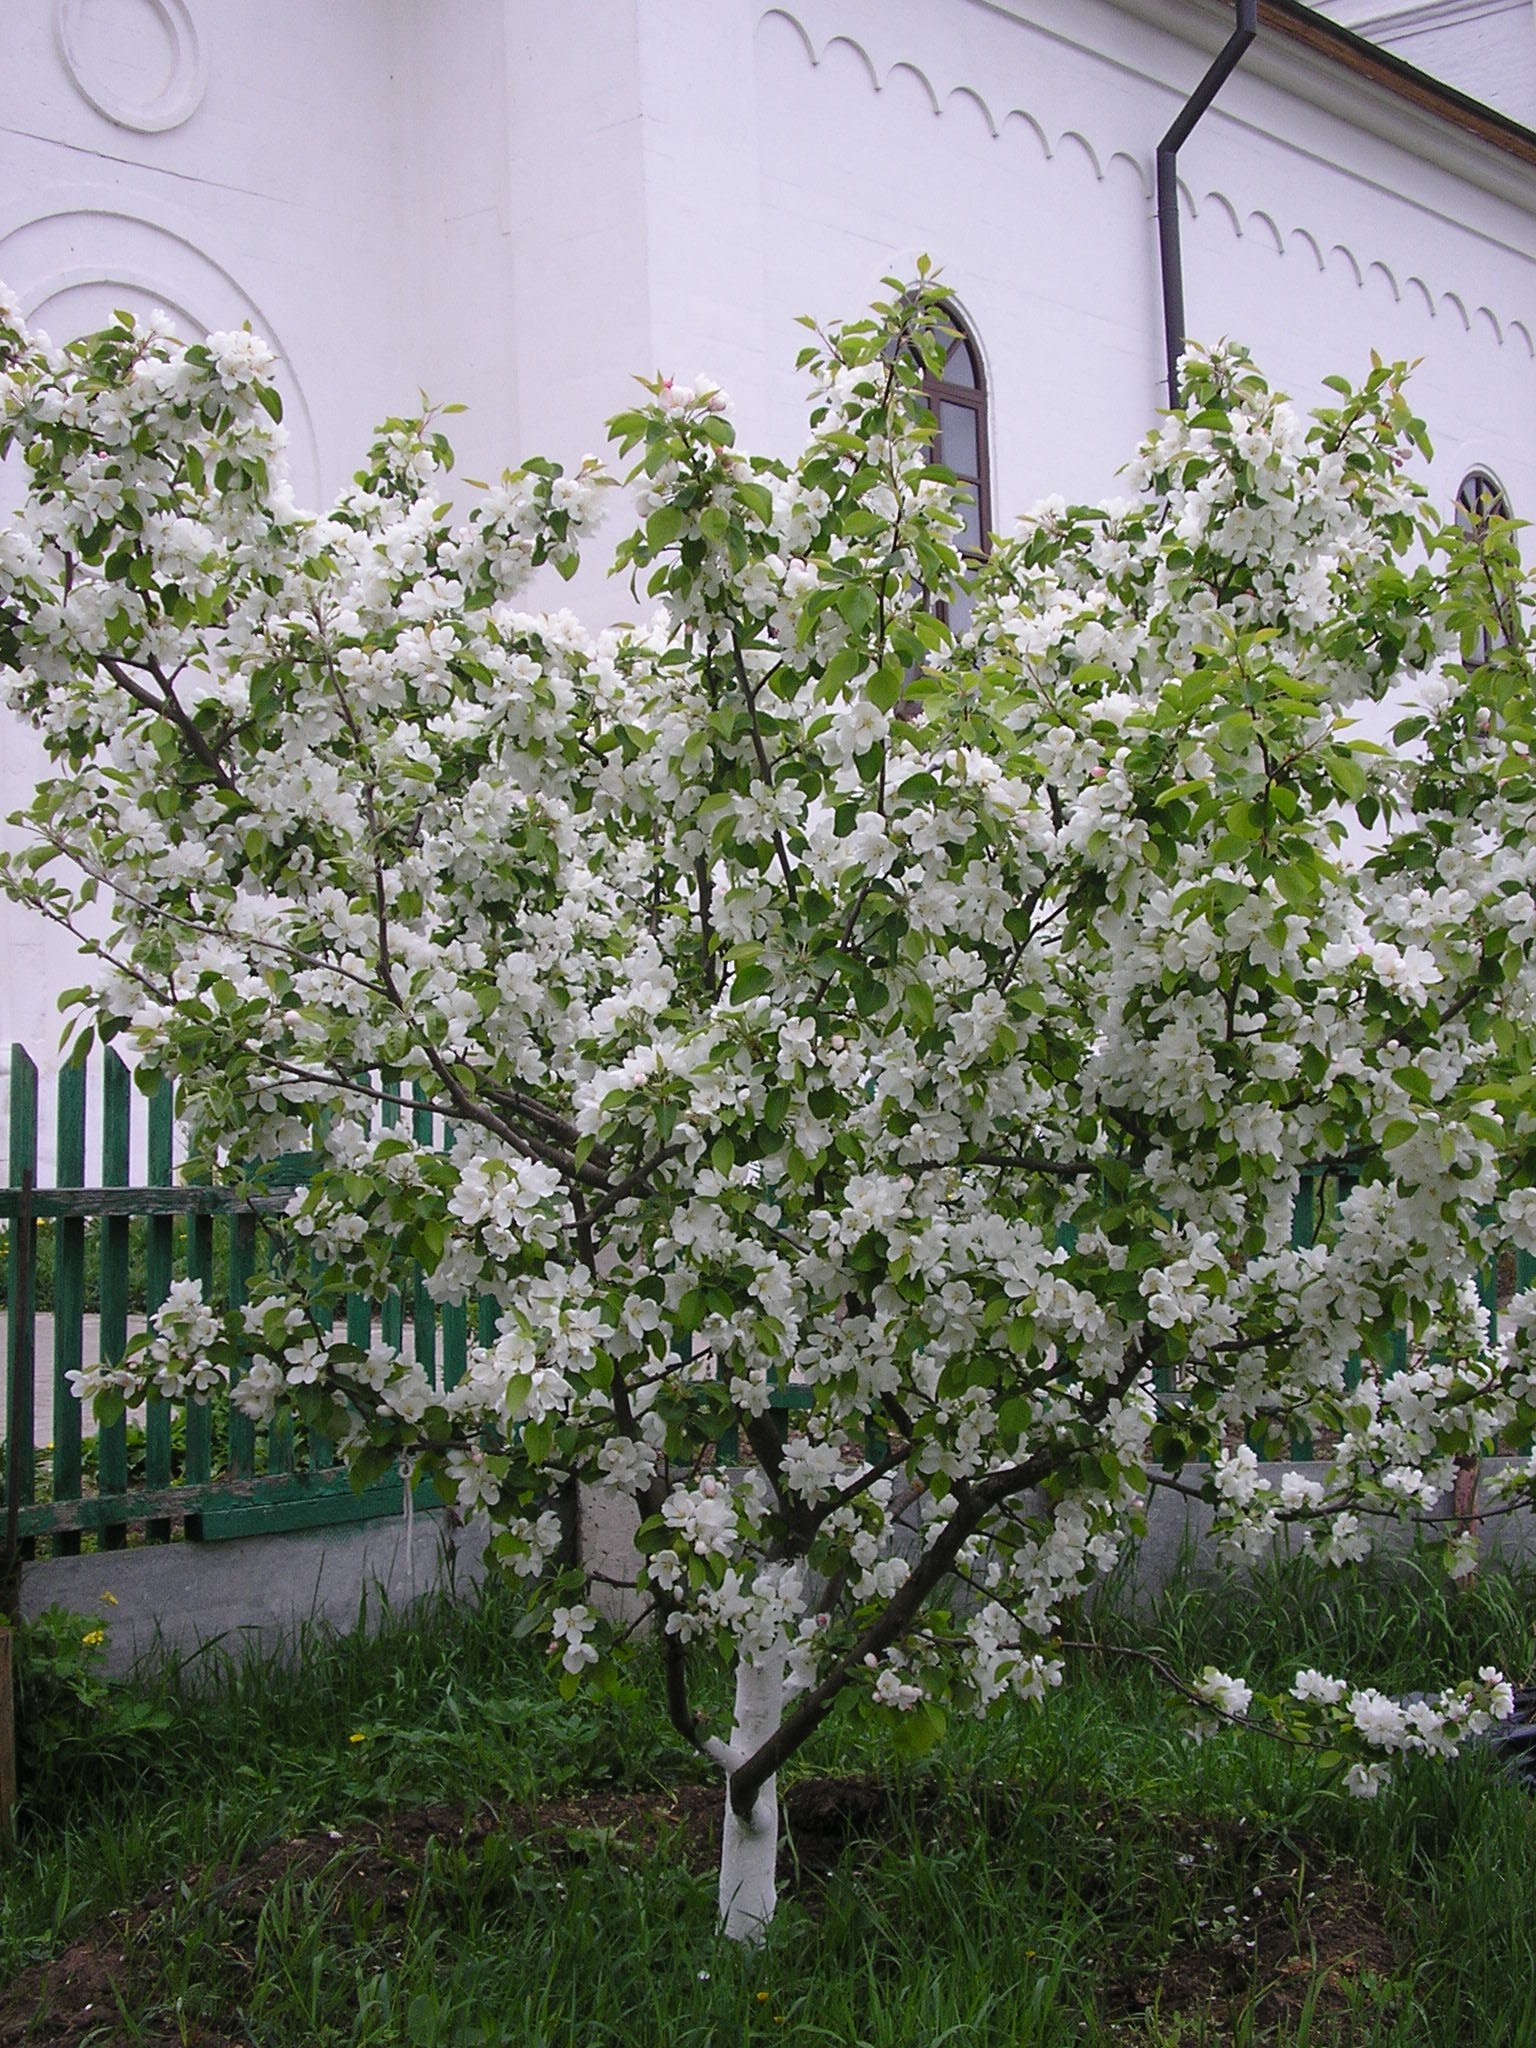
<box><xmin>2</xmin><ymin>1312</ymin><xmax>147</xmax><ymax>1446</ymax></box>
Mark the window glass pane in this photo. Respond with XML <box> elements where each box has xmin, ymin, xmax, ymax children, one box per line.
<box><xmin>947</xmin><ymin>585</ymin><xmax>975</xmax><ymax>636</ymax></box>
<box><xmin>943</xmin><ymin>336</ymin><xmax>977</xmax><ymax>387</ymax></box>
<box><xmin>939</xmin><ymin>400</ymin><xmax>978</xmax><ymax>479</ymax></box>
<box><xmin>955</xmin><ymin>485</ymin><xmax>982</xmax><ymax>553</ymax></box>
<box><xmin>1457</xmin><ymin>470</ymin><xmax>1511</xmax><ymax>530</ymax></box>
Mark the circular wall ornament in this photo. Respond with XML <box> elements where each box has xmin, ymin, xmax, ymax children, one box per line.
<box><xmin>54</xmin><ymin>0</ymin><xmax>206</xmax><ymax>134</ymax></box>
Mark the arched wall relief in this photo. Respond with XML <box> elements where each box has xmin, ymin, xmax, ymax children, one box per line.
<box><xmin>948</xmin><ymin>85</ymin><xmax>997</xmax><ymax>138</ymax></box>
<box><xmin>26</xmin><ymin>270</ymin><xmax>204</xmax><ymax>343</ymax></box>
<box><xmin>758</xmin><ymin>6</ymin><xmax>1536</xmax><ymax>360</ymax></box>
<box><xmin>1000</xmin><ymin>106</ymin><xmax>1053</xmax><ymax>163</ymax></box>
<box><xmin>0</xmin><ymin>210</ymin><xmax>321</xmax><ymax>499</ymax></box>
<box><xmin>53</xmin><ymin>0</ymin><xmax>206</xmax><ymax>135</ymax></box>
<box><xmin>1057</xmin><ymin>130</ymin><xmax>1103</xmax><ymax>181</ymax></box>
<box><xmin>886</xmin><ymin>59</ymin><xmax>941</xmax><ymax>117</ymax></box>
<box><xmin>1368</xmin><ymin>259</ymin><xmax>1400</xmax><ymax>300</ymax></box>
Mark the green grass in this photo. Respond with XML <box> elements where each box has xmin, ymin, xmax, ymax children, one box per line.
<box><xmin>4</xmin><ymin>1554</ymin><xmax>1536</xmax><ymax>2045</ymax></box>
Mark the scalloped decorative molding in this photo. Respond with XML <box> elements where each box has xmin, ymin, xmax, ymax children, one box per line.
<box><xmin>762</xmin><ymin>12</ymin><xmax>1147</xmax><ymax>190</ymax></box>
<box><xmin>757</xmin><ymin>6</ymin><xmax>1534</xmax><ymax>359</ymax></box>
<box><xmin>54</xmin><ymin>0</ymin><xmax>206</xmax><ymax>135</ymax></box>
<box><xmin>1176</xmin><ymin>185</ymin><xmax>1535</xmax><ymax>355</ymax></box>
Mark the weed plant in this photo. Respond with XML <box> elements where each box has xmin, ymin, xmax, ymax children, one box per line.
<box><xmin>2</xmin><ymin>1555</ymin><xmax>1536</xmax><ymax>2044</ymax></box>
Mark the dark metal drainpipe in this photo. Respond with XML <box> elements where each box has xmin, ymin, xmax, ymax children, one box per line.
<box><xmin>1157</xmin><ymin>0</ymin><xmax>1258</xmax><ymax>409</ymax></box>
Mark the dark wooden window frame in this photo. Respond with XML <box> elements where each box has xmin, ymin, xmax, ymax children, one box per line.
<box><xmin>1455</xmin><ymin>468</ymin><xmax>1515</xmax><ymax>666</ymax></box>
<box><xmin>918</xmin><ymin>306</ymin><xmax>992</xmax><ymax>632</ymax></box>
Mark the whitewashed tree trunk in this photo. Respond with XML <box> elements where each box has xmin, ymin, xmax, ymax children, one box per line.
<box><xmin>716</xmin><ymin>1641</ymin><xmax>788</xmax><ymax>1942</ymax></box>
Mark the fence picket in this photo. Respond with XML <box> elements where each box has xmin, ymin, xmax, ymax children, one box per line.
<box><xmin>226</xmin><ymin>1212</ymin><xmax>257</xmax><ymax>1481</ymax></box>
<box><xmin>50</xmin><ymin>1061</ymin><xmax>87</xmax><ymax>1556</ymax></box>
<box><xmin>440</xmin><ymin>1122</ymin><xmax>467</xmax><ymax>1390</ymax></box>
<box><xmin>380</xmin><ymin>1075</ymin><xmax>403</xmax><ymax>1356</ymax></box>
<box><xmin>308</xmin><ymin>1247</ymin><xmax>336</xmax><ymax>1475</ymax></box>
<box><xmin>144</xmin><ymin>1080</ymin><xmax>175</xmax><ymax>1538</ymax></box>
<box><xmin>412</xmin><ymin>1089</ymin><xmax>436</xmax><ymax>1387</ymax></box>
<box><xmin>4</xmin><ymin>1048</ymin><xmax>38</xmax><ymax>1560</ymax></box>
<box><xmin>96</xmin><ymin>1051</ymin><xmax>131</xmax><ymax>1550</ymax></box>
<box><xmin>185</xmin><ymin>1212</ymin><xmax>214</xmax><ymax>1505</ymax></box>
<box><xmin>347</xmin><ymin>1292</ymin><xmax>371</xmax><ymax>1354</ymax></box>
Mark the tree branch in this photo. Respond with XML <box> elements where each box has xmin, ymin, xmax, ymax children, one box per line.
<box><xmin>102</xmin><ymin>654</ymin><xmax>238</xmax><ymax>793</ymax></box>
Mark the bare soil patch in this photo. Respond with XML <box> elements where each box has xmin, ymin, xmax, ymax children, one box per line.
<box><xmin>1097</xmin><ymin>1809</ymin><xmax>1405</xmax><ymax>2042</ymax></box>
<box><xmin>0</xmin><ymin>1780</ymin><xmax>1402</xmax><ymax>2046</ymax></box>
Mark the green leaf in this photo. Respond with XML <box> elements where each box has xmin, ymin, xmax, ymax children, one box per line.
<box><xmin>867</xmin><ymin>664</ymin><xmax>904</xmax><ymax>713</ymax></box>
<box><xmin>889</xmin><ymin>1700</ymin><xmax>947</xmax><ymax>1759</ymax></box>
<box><xmin>997</xmin><ymin>1396</ymin><xmax>1032</xmax><ymax>1442</ymax></box>
<box><xmin>822</xmin><ymin>648</ymin><xmax>867</xmax><ymax>695</ymax></box>
<box><xmin>1274</xmin><ymin>863</ymin><xmax>1316</xmax><ymax>909</ymax></box>
<box><xmin>731</xmin><ymin>961</ymin><xmax>773</xmax><ymax>1003</ymax></box>
<box><xmin>1326</xmin><ymin>747</ymin><xmax>1367</xmax><ymax>801</ymax></box>
<box><xmin>646</xmin><ymin>504</ymin><xmax>688</xmax><ymax>551</ymax></box>
<box><xmin>904</xmin><ymin>980</ymin><xmax>935</xmax><ymax>1033</ymax></box>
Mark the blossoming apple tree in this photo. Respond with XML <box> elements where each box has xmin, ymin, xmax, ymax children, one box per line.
<box><xmin>1</xmin><ymin>275</ymin><xmax>1531</xmax><ymax>1936</ymax></box>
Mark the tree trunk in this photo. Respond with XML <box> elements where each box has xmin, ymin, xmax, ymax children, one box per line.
<box><xmin>1452</xmin><ymin>1452</ymin><xmax>1481</xmax><ymax>1585</ymax></box>
<box><xmin>717</xmin><ymin>1643</ymin><xmax>787</xmax><ymax>1942</ymax></box>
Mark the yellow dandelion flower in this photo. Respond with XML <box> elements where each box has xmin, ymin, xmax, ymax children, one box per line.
<box><xmin>81</xmin><ymin>1628</ymin><xmax>106</xmax><ymax>1647</ymax></box>
<box><xmin>349</xmin><ymin>1732</ymin><xmax>367</xmax><ymax>1744</ymax></box>
<box><xmin>100</xmin><ymin>1591</ymin><xmax>118</xmax><ymax>1606</ymax></box>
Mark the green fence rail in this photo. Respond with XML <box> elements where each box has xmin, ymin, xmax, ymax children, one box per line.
<box><xmin>1</xmin><ymin>1043</ymin><xmax>453</xmax><ymax>1557</ymax></box>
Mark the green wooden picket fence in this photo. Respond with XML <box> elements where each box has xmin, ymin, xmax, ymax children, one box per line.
<box><xmin>5</xmin><ymin>1039</ymin><xmax>1533</xmax><ymax>1561</ymax></box>
<box><xmin>0</xmin><ymin>1043</ymin><xmax>473</xmax><ymax>1558</ymax></box>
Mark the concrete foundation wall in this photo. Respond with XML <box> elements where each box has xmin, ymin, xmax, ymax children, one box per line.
<box><xmin>26</xmin><ymin>1460</ymin><xmax>1536</xmax><ymax>1680</ymax></box>
<box><xmin>19</xmin><ymin>1509</ymin><xmax>490</xmax><ymax>1678</ymax></box>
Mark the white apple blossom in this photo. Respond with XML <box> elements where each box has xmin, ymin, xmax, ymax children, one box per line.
<box><xmin>1344</xmin><ymin>1761</ymin><xmax>1390</xmax><ymax>1799</ymax></box>
<box><xmin>1195</xmin><ymin>1668</ymin><xmax>1254</xmax><ymax>1722</ymax></box>
<box><xmin>1291</xmin><ymin>1669</ymin><xmax>1348</xmax><ymax>1706</ymax></box>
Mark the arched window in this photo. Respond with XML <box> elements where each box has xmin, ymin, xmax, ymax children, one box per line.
<box><xmin>920</xmin><ymin>309</ymin><xmax>991</xmax><ymax>633</ymax></box>
<box><xmin>1455</xmin><ymin>468</ymin><xmax>1515</xmax><ymax>665</ymax></box>
<box><xmin>1457</xmin><ymin>467</ymin><xmax>1512</xmax><ymax>532</ymax></box>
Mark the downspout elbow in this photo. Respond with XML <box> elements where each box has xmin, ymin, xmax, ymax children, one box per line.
<box><xmin>1157</xmin><ymin>0</ymin><xmax>1258</xmax><ymax>410</ymax></box>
